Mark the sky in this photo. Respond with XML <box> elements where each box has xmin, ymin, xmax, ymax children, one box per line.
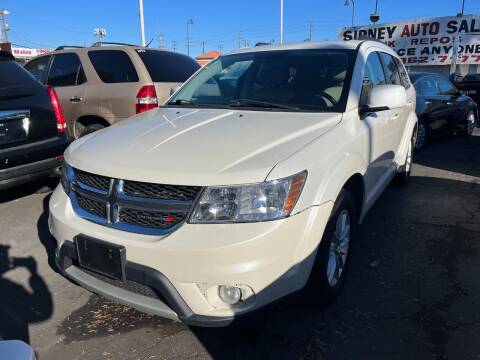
<box><xmin>2</xmin><ymin>0</ymin><xmax>479</xmax><ymax>56</ymax></box>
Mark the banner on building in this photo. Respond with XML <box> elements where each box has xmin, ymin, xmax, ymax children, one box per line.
<box><xmin>338</xmin><ymin>14</ymin><xmax>480</xmax><ymax>66</ymax></box>
<box><xmin>12</xmin><ymin>47</ymin><xmax>51</xmax><ymax>59</ymax></box>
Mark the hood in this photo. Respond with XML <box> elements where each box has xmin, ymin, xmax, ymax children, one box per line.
<box><xmin>66</xmin><ymin>107</ymin><xmax>341</xmax><ymax>185</ymax></box>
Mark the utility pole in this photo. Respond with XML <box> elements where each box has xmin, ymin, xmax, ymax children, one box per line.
<box><xmin>139</xmin><ymin>0</ymin><xmax>146</xmax><ymax>46</ymax></box>
<box><xmin>158</xmin><ymin>33</ymin><xmax>164</xmax><ymax>49</ymax></box>
<box><xmin>172</xmin><ymin>40</ymin><xmax>177</xmax><ymax>52</ymax></box>
<box><xmin>218</xmin><ymin>44</ymin><xmax>224</xmax><ymax>54</ymax></box>
<box><xmin>280</xmin><ymin>0</ymin><xmax>284</xmax><ymax>44</ymax></box>
<box><xmin>242</xmin><ymin>39</ymin><xmax>249</xmax><ymax>48</ymax></box>
<box><xmin>186</xmin><ymin>19</ymin><xmax>194</xmax><ymax>56</ymax></box>
<box><xmin>460</xmin><ymin>0</ymin><xmax>466</xmax><ymax>16</ymax></box>
<box><xmin>237</xmin><ymin>32</ymin><xmax>242</xmax><ymax>49</ymax></box>
<box><xmin>201</xmin><ymin>41</ymin><xmax>207</xmax><ymax>54</ymax></box>
<box><xmin>0</xmin><ymin>9</ymin><xmax>10</xmax><ymax>43</ymax></box>
<box><xmin>308</xmin><ymin>22</ymin><xmax>314</xmax><ymax>41</ymax></box>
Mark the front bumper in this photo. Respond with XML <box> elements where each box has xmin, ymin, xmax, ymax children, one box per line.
<box><xmin>49</xmin><ymin>185</ymin><xmax>332</xmax><ymax>325</ymax></box>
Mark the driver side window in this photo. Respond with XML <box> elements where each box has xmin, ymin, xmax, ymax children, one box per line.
<box><xmin>360</xmin><ymin>52</ymin><xmax>386</xmax><ymax>106</ymax></box>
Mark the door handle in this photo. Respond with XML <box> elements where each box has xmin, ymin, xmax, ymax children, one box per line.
<box><xmin>70</xmin><ymin>96</ymin><xmax>83</xmax><ymax>103</ymax></box>
<box><xmin>424</xmin><ymin>101</ymin><xmax>432</xmax><ymax>106</ymax></box>
<box><xmin>391</xmin><ymin>113</ymin><xmax>399</xmax><ymax>121</ymax></box>
<box><xmin>446</xmin><ymin>102</ymin><xmax>454</xmax><ymax>106</ymax></box>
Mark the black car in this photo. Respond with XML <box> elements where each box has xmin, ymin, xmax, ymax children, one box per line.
<box><xmin>0</xmin><ymin>51</ymin><xmax>70</xmax><ymax>190</ymax></box>
<box><xmin>455</xmin><ymin>73</ymin><xmax>480</xmax><ymax>108</ymax></box>
<box><xmin>410</xmin><ymin>72</ymin><xmax>478</xmax><ymax>151</ymax></box>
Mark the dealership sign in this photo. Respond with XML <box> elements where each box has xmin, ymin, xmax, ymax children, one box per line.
<box><xmin>338</xmin><ymin>15</ymin><xmax>480</xmax><ymax>66</ymax></box>
<box><xmin>12</xmin><ymin>47</ymin><xmax>51</xmax><ymax>59</ymax></box>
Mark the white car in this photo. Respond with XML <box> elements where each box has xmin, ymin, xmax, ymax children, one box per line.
<box><xmin>49</xmin><ymin>40</ymin><xmax>417</xmax><ymax>326</ymax></box>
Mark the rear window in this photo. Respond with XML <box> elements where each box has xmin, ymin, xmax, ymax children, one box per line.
<box><xmin>136</xmin><ymin>50</ymin><xmax>200</xmax><ymax>82</ymax></box>
<box><xmin>0</xmin><ymin>61</ymin><xmax>37</xmax><ymax>88</ymax></box>
<box><xmin>88</xmin><ymin>50</ymin><xmax>139</xmax><ymax>83</ymax></box>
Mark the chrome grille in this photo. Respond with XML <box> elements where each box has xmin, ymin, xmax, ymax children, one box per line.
<box><xmin>67</xmin><ymin>167</ymin><xmax>202</xmax><ymax>235</ymax></box>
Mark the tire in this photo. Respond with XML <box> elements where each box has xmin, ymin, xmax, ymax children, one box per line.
<box><xmin>414</xmin><ymin>120</ymin><xmax>428</xmax><ymax>152</ymax></box>
<box><xmin>461</xmin><ymin>110</ymin><xmax>476</xmax><ymax>137</ymax></box>
<box><xmin>394</xmin><ymin>131</ymin><xmax>414</xmax><ymax>186</ymax></box>
<box><xmin>305</xmin><ymin>190</ymin><xmax>356</xmax><ymax>307</ymax></box>
<box><xmin>79</xmin><ymin>123</ymin><xmax>105</xmax><ymax>138</ymax></box>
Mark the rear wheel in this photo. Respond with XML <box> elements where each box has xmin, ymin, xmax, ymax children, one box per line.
<box><xmin>414</xmin><ymin>120</ymin><xmax>428</xmax><ymax>152</ymax></box>
<box><xmin>394</xmin><ymin>131</ymin><xmax>414</xmax><ymax>186</ymax></box>
<box><xmin>305</xmin><ymin>190</ymin><xmax>355</xmax><ymax>306</ymax></box>
<box><xmin>462</xmin><ymin>110</ymin><xmax>476</xmax><ymax>137</ymax></box>
<box><xmin>78</xmin><ymin>123</ymin><xmax>105</xmax><ymax>138</ymax></box>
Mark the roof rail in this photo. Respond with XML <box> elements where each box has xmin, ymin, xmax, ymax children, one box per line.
<box><xmin>91</xmin><ymin>42</ymin><xmax>138</xmax><ymax>47</ymax></box>
<box><xmin>55</xmin><ymin>45</ymin><xmax>84</xmax><ymax>51</ymax></box>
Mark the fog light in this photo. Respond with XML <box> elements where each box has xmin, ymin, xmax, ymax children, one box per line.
<box><xmin>218</xmin><ymin>285</ymin><xmax>242</xmax><ymax>305</ymax></box>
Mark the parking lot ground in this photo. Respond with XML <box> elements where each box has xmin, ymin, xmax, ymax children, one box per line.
<box><xmin>1</xmin><ymin>130</ymin><xmax>480</xmax><ymax>360</ymax></box>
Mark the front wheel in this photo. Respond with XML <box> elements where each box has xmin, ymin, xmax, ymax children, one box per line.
<box><xmin>462</xmin><ymin>110</ymin><xmax>476</xmax><ymax>137</ymax></box>
<box><xmin>305</xmin><ymin>190</ymin><xmax>356</xmax><ymax>306</ymax></box>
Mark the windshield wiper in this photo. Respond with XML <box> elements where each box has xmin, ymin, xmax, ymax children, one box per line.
<box><xmin>228</xmin><ymin>99</ymin><xmax>300</xmax><ymax>110</ymax></box>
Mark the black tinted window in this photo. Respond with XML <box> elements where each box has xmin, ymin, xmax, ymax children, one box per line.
<box><xmin>137</xmin><ymin>50</ymin><xmax>200</xmax><ymax>82</ymax></box>
<box><xmin>361</xmin><ymin>52</ymin><xmax>386</xmax><ymax>104</ymax></box>
<box><xmin>437</xmin><ymin>77</ymin><xmax>457</xmax><ymax>95</ymax></box>
<box><xmin>0</xmin><ymin>61</ymin><xmax>37</xmax><ymax>88</ymax></box>
<box><xmin>47</xmin><ymin>54</ymin><xmax>85</xmax><ymax>87</ymax></box>
<box><xmin>24</xmin><ymin>56</ymin><xmax>50</xmax><ymax>82</ymax></box>
<box><xmin>88</xmin><ymin>50</ymin><xmax>139</xmax><ymax>83</ymax></box>
<box><xmin>415</xmin><ymin>77</ymin><xmax>438</xmax><ymax>96</ymax></box>
<box><xmin>379</xmin><ymin>53</ymin><xmax>401</xmax><ymax>86</ymax></box>
<box><xmin>393</xmin><ymin>57</ymin><xmax>411</xmax><ymax>89</ymax></box>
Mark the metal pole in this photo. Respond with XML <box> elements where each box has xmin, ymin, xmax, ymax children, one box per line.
<box><xmin>280</xmin><ymin>0</ymin><xmax>284</xmax><ymax>44</ymax></box>
<box><xmin>139</xmin><ymin>0</ymin><xmax>146</xmax><ymax>46</ymax></box>
<box><xmin>352</xmin><ymin>0</ymin><xmax>355</xmax><ymax>27</ymax></box>
<box><xmin>461</xmin><ymin>0</ymin><xmax>465</xmax><ymax>15</ymax></box>
<box><xmin>187</xmin><ymin>22</ymin><xmax>190</xmax><ymax>56</ymax></box>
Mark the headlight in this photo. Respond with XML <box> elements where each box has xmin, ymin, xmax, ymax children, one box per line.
<box><xmin>60</xmin><ymin>161</ymin><xmax>72</xmax><ymax>194</ymax></box>
<box><xmin>189</xmin><ymin>171</ymin><xmax>307</xmax><ymax>223</ymax></box>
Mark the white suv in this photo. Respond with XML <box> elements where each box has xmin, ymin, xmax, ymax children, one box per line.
<box><xmin>49</xmin><ymin>40</ymin><xmax>417</xmax><ymax>326</ymax></box>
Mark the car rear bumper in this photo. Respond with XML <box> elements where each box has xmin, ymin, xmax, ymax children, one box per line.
<box><xmin>0</xmin><ymin>136</ymin><xmax>69</xmax><ymax>190</ymax></box>
<box><xmin>49</xmin><ymin>185</ymin><xmax>333</xmax><ymax>325</ymax></box>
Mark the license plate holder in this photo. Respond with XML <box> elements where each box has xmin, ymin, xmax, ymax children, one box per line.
<box><xmin>0</xmin><ymin>110</ymin><xmax>30</xmax><ymax>145</ymax></box>
<box><xmin>74</xmin><ymin>235</ymin><xmax>126</xmax><ymax>280</ymax></box>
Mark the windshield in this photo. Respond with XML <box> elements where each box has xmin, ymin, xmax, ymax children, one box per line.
<box><xmin>168</xmin><ymin>49</ymin><xmax>355</xmax><ymax>112</ymax></box>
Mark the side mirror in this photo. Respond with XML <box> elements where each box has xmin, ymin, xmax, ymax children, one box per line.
<box><xmin>170</xmin><ymin>85</ymin><xmax>181</xmax><ymax>96</ymax></box>
<box><xmin>360</xmin><ymin>85</ymin><xmax>407</xmax><ymax>116</ymax></box>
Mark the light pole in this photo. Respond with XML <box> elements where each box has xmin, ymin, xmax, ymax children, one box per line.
<box><xmin>370</xmin><ymin>0</ymin><xmax>380</xmax><ymax>24</ymax></box>
<box><xmin>93</xmin><ymin>28</ymin><xmax>107</xmax><ymax>42</ymax></box>
<box><xmin>280</xmin><ymin>0</ymin><xmax>284</xmax><ymax>44</ymax></box>
<box><xmin>0</xmin><ymin>9</ymin><xmax>10</xmax><ymax>43</ymax></box>
<box><xmin>186</xmin><ymin>19</ymin><xmax>194</xmax><ymax>56</ymax></box>
<box><xmin>139</xmin><ymin>0</ymin><xmax>146</xmax><ymax>46</ymax></box>
<box><xmin>344</xmin><ymin>0</ymin><xmax>355</xmax><ymax>27</ymax></box>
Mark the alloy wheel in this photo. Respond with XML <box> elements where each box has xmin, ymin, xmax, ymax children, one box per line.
<box><xmin>327</xmin><ymin>210</ymin><xmax>351</xmax><ymax>287</ymax></box>
<box><xmin>467</xmin><ymin>112</ymin><xmax>476</xmax><ymax>135</ymax></box>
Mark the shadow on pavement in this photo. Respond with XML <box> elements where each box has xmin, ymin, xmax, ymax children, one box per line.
<box><xmin>414</xmin><ymin>130</ymin><xmax>480</xmax><ymax>177</ymax></box>
<box><xmin>36</xmin><ymin>194</ymin><xmax>61</xmax><ymax>275</ymax></box>
<box><xmin>0</xmin><ymin>244</ymin><xmax>54</xmax><ymax>343</ymax></box>
<box><xmin>0</xmin><ymin>177</ymin><xmax>59</xmax><ymax>204</ymax></box>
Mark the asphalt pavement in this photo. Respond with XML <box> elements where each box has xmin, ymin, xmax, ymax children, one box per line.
<box><xmin>1</xmin><ymin>130</ymin><xmax>480</xmax><ymax>360</ymax></box>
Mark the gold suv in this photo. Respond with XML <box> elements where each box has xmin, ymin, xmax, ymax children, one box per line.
<box><xmin>25</xmin><ymin>42</ymin><xmax>200</xmax><ymax>138</ymax></box>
